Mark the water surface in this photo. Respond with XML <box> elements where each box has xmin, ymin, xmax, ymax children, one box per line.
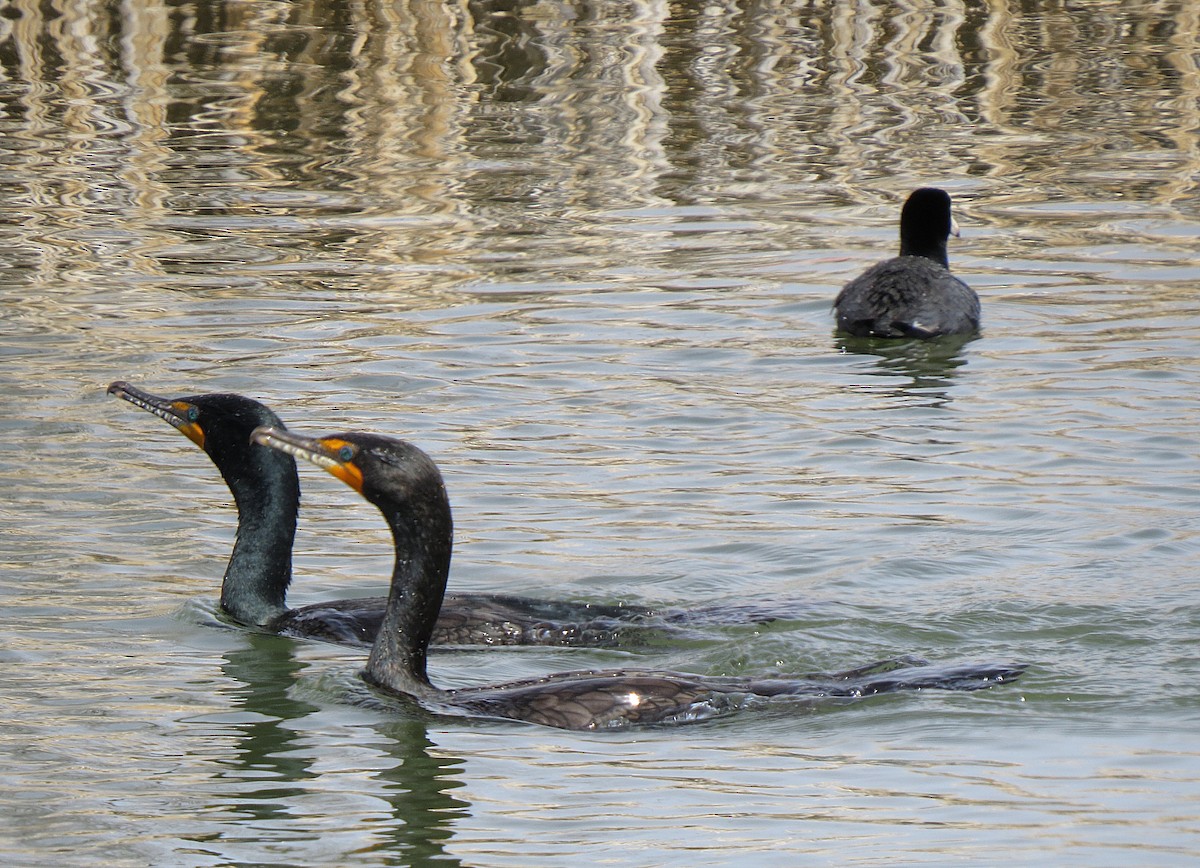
<box><xmin>2</xmin><ymin>0</ymin><xmax>1199</xmax><ymax>863</ymax></box>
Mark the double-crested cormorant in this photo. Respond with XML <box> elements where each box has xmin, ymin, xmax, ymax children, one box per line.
<box><xmin>834</xmin><ymin>188</ymin><xmax>980</xmax><ymax>339</ymax></box>
<box><xmin>252</xmin><ymin>426</ymin><xmax>1024</xmax><ymax>730</ymax></box>
<box><xmin>108</xmin><ymin>381</ymin><xmax>684</xmax><ymax>648</ymax></box>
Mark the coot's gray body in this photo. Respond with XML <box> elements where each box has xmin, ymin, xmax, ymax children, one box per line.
<box><xmin>834</xmin><ymin>188</ymin><xmax>980</xmax><ymax>339</ymax></box>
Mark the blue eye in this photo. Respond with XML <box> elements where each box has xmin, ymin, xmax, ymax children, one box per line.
<box><xmin>338</xmin><ymin>445</ymin><xmax>354</xmax><ymax>462</ymax></box>
<box><xmin>186</xmin><ymin>406</ymin><xmax>200</xmax><ymax>422</ymax></box>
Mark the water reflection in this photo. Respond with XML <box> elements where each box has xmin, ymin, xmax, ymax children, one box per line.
<box><xmin>211</xmin><ymin>635</ymin><xmax>321</xmax><ymax>821</ymax></box>
<box><xmin>372</xmin><ymin>718</ymin><xmax>470</xmax><ymax>864</ymax></box>
<box><xmin>4</xmin><ymin>0</ymin><xmax>1198</xmax><ymax>291</ymax></box>
<box><xmin>209</xmin><ymin>634</ymin><xmax>469</xmax><ymax>861</ymax></box>
<box><xmin>836</xmin><ymin>333</ymin><xmax>976</xmax><ymax>406</ymax></box>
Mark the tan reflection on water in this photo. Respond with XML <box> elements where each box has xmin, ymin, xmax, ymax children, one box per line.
<box><xmin>5</xmin><ymin>0</ymin><xmax>1199</xmax><ymax>243</ymax></box>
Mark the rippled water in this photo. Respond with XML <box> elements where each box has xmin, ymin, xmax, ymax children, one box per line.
<box><xmin>3</xmin><ymin>0</ymin><xmax>1200</xmax><ymax>863</ymax></box>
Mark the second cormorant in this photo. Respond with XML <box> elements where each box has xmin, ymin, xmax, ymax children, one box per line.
<box><xmin>252</xmin><ymin>425</ymin><xmax>1024</xmax><ymax>730</ymax></box>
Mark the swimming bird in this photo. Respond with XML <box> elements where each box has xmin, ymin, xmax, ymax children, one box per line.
<box><xmin>834</xmin><ymin>187</ymin><xmax>980</xmax><ymax>339</ymax></box>
<box><xmin>108</xmin><ymin>381</ymin><xmax>681</xmax><ymax>648</ymax></box>
<box><xmin>252</xmin><ymin>425</ymin><xmax>1025</xmax><ymax>730</ymax></box>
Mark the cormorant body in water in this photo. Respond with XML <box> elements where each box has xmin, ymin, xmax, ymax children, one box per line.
<box><xmin>252</xmin><ymin>425</ymin><xmax>1025</xmax><ymax>731</ymax></box>
<box><xmin>834</xmin><ymin>188</ymin><xmax>980</xmax><ymax>339</ymax></box>
<box><xmin>109</xmin><ymin>382</ymin><xmax>721</xmax><ymax>648</ymax></box>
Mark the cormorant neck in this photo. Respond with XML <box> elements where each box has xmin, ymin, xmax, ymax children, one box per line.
<box><xmin>365</xmin><ymin>486</ymin><xmax>453</xmax><ymax>697</ymax></box>
<box><xmin>216</xmin><ymin>446</ymin><xmax>298</xmax><ymax>626</ymax></box>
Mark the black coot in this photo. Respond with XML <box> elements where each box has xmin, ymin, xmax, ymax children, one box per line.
<box><xmin>834</xmin><ymin>188</ymin><xmax>979</xmax><ymax>339</ymax></box>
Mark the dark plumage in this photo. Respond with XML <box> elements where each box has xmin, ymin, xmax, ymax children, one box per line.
<box><xmin>108</xmin><ymin>382</ymin><xmax>681</xmax><ymax>648</ymax></box>
<box><xmin>834</xmin><ymin>188</ymin><xmax>980</xmax><ymax>339</ymax></box>
<box><xmin>253</xmin><ymin>426</ymin><xmax>1025</xmax><ymax>731</ymax></box>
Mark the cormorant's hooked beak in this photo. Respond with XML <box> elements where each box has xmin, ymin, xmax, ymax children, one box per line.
<box><xmin>252</xmin><ymin>425</ymin><xmax>365</xmax><ymax>493</ymax></box>
<box><xmin>108</xmin><ymin>381</ymin><xmax>205</xmax><ymax>449</ymax></box>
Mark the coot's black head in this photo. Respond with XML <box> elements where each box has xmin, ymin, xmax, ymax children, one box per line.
<box><xmin>898</xmin><ymin>187</ymin><xmax>957</xmax><ymax>266</ymax></box>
